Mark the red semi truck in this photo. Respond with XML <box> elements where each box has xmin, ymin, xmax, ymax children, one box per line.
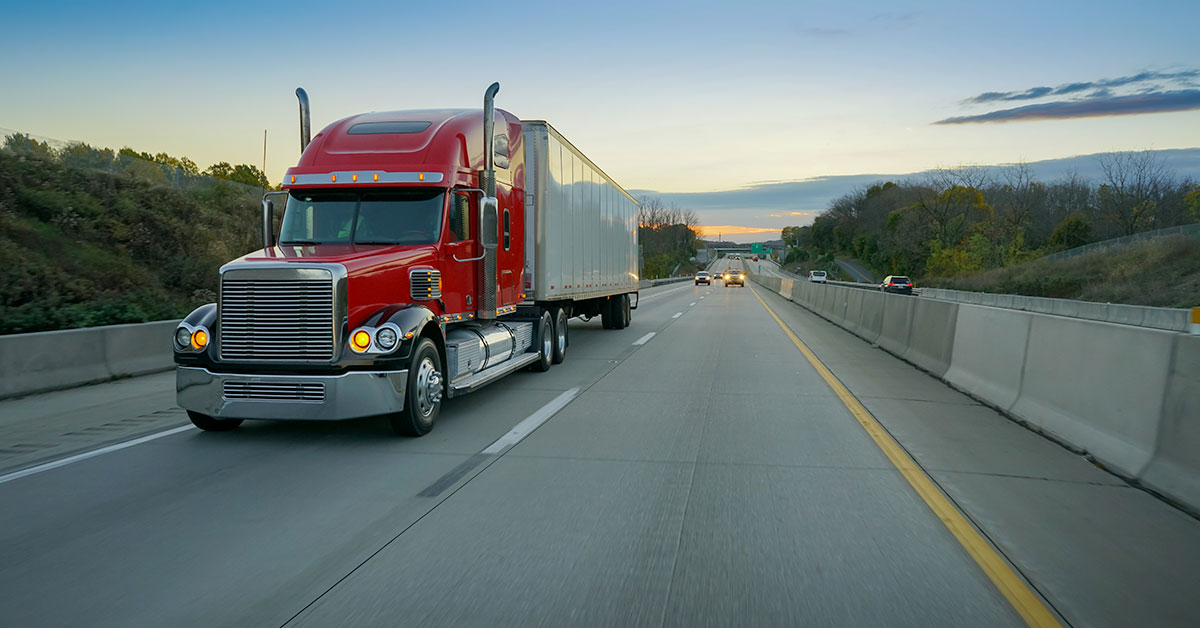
<box><xmin>174</xmin><ymin>83</ymin><xmax>639</xmax><ymax>435</ymax></box>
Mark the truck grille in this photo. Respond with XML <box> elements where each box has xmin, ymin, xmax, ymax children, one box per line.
<box><xmin>223</xmin><ymin>381</ymin><xmax>325</xmax><ymax>402</ymax></box>
<box><xmin>220</xmin><ymin>277</ymin><xmax>335</xmax><ymax>361</ymax></box>
<box><xmin>410</xmin><ymin>269</ymin><xmax>441</xmax><ymax>300</ymax></box>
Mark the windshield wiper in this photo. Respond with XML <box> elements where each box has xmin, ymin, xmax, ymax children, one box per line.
<box><xmin>353</xmin><ymin>240</ymin><xmax>403</xmax><ymax>245</ymax></box>
<box><xmin>279</xmin><ymin>240</ymin><xmax>322</xmax><ymax>245</ymax></box>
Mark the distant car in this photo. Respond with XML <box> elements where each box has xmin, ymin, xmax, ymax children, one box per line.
<box><xmin>880</xmin><ymin>275</ymin><xmax>913</xmax><ymax>294</ymax></box>
<box><xmin>695</xmin><ymin>271</ymin><xmax>710</xmax><ymax>285</ymax></box>
<box><xmin>808</xmin><ymin>270</ymin><xmax>827</xmax><ymax>283</ymax></box>
<box><xmin>724</xmin><ymin>270</ymin><xmax>745</xmax><ymax>287</ymax></box>
<box><xmin>752</xmin><ymin>255</ymin><xmax>759</xmax><ymax>261</ymax></box>
<box><xmin>733</xmin><ymin>255</ymin><xmax>741</xmax><ymax>260</ymax></box>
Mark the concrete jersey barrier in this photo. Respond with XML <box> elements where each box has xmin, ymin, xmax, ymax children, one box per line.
<box><xmin>1134</xmin><ymin>334</ymin><xmax>1200</xmax><ymax>509</ymax></box>
<box><xmin>1010</xmin><ymin>315</ymin><xmax>1173</xmax><ymax>478</ymax></box>
<box><xmin>0</xmin><ymin>320</ymin><xmax>179</xmax><ymax>399</ymax></box>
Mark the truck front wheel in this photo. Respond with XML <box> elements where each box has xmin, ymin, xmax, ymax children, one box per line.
<box><xmin>390</xmin><ymin>338</ymin><xmax>443</xmax><ymax>436</ymax></box>
<box><xmin>187</xmin><ymin>411</ymin><xmax>243</xmax><ymax>432</ymax></box>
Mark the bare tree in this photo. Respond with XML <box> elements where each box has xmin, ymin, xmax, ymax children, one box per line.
<box><xmin>1097</xmin><ymin>151</ymin><xmax>1175</xmax><ymax>236</ymax></box>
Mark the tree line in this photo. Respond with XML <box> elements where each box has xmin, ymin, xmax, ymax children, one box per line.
<box><xmin>2</xmin><ymin>133</ymin><xmax>271</xmax><ymax>190</ymax></box>
<box><xmin>637</xmin><ymin>196</ymin><xmax>702</xmax><ymax>278</ymax></box>
<box><xmin>782</xmin><ymin>152</ymin><xmax>1200</xmax><ymax>278</ymax></box>
<box><xmin>0</xmin><ymin>135</ymin><xmax>265</xmax><ymax>334</ymax></box>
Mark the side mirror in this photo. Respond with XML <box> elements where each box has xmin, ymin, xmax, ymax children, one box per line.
<box><xmin>480</xmin><ymin>196</ymin><xmax>499</xmax><ymax>250</ymax></box>
<box><xmin>262</xmin><ymin>199</ymin><xmax>275</xmax><ymax>248</ymax></box>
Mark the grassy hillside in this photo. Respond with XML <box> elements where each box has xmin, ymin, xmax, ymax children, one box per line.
<box><xmin>0</xmin><ymin>151</ymin><xmax>262</xmax><ymax>334</ymax></box>
<box><xmin>925</xmin><ymin>234</ymin><xmax>1200</xmax><ymax>308</ymax></box>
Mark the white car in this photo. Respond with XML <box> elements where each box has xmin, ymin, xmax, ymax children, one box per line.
<box><xmin>808</xmin><ymin>270</ymin><xmax>827</xmax><ymax>283</ymax></box>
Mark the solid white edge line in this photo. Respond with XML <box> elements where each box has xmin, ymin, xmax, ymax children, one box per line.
<box><xmin>689</xmin><ymin>302</ymin><xmax>696</xmax><ymax>306</ymax></box>
<box><xmin>0</xmin><ymin>424</ymin><xmax>196</xmax><ymax>485</ymax></box>
<box><xmin>632</xmin><ymin>332</ymin><xmax>656</xmax><ymax>345</ymax></box>
<box><xmin>481</xmin><ymin>387</ymin><xmax>580</xmax><ymax>455</ymax></box>
<box><xmin>672</xmin><ymin>312</ymin><xmax>682</xmax><ymax>318</ymax></box>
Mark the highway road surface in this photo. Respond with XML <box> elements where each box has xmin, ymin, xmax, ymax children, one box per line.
<box><xmin>2</xmin><ymin>274</ymin><xmax>1198</xmax><ymax>627</ymax></box>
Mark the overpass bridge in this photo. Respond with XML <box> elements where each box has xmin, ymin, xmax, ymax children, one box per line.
<box><xmin>1</xmin><ymin>269</ymin><xmax>1198</xmax><ymax>627</ymax></box>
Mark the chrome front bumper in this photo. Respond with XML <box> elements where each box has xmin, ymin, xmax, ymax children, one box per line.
<box><xmin>177</xmin><ymin>367</ymin><xmax>407</xmax><ymax>421</ymax></box>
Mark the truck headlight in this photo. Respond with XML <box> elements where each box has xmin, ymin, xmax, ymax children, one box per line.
<box><xmin>175</xmin><ymin>327</ymin><xmax>192</xmax><ymax>350</ymax></box>
<box><xmin>376</xmin><ymin>327</ymin><xmax>398</xmax><ymax>350</ymax></box>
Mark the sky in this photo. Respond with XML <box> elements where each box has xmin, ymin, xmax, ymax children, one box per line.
<box><xmin>2</xmin><ymin>0</ymin><xmax>1198</xmax><ymax>242</ymax></box>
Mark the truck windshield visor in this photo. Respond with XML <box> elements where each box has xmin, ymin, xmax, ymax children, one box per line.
<box><xmin>279</xmin><ymin>189</ymin><xmax>444</xmax><ymax>245</ymax></box>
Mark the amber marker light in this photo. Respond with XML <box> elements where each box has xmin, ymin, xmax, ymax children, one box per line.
<box><xmin>373</xmin><ymin>173</ymin><xmax>379</xmax><ymax>182</ymax></box>
<box><xmin>352</xmin><ymin>173</ymin><xmax>358</xmax><ymax>182</ymax></box>
<box><xmin>331</xmin><ymin>174</ymin><xmax>337</xmax><ymax>182</ymax></box>
<box><xmin>351</xmin><ymin>330</ymin><xmax>372</xmax><ymax>352</ymax></box>
<box><xmin>191</xmin><ymin>329</ymin><xmax>208</xmax><ymax>350</ymax></box>
<box><xmin>290</xmin><ymin>175</ymin><xmax>296</xmax><ymax>184</ymax></box>
<box><xmin>418</xmin><ymin>173</ymin><xmax>425</xmax><ymax>181</ymax></box>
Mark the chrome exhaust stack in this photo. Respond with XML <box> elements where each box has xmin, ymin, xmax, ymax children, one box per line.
<box><xmin>296</xmin><ymin>88</ymin><xmax>311</xmax><ymax>152</ymax></box>
<box><xmin>478</xmin><ymin>82</ymin><xmax>501</xmax><ymax>320</ymax></box>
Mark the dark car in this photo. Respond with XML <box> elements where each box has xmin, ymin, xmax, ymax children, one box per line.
<box><xmin>695</xmin><ymin>271</ymin><xmax>711</xmax><ymax>285</ymax></box>
<box><xmin>880</xmin><ymin>275</ymin><xmax>913</xmax><ymax>294</ymax></box>
<box><xmin>723</xmin><ymin>269</ymin><xmax>745</xmax><ymax>287</ymax></box>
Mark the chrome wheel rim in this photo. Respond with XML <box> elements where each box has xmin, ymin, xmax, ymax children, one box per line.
<box><xmin>415</xmin><ymin>357</ymin><xmax>442</xmax><ymax>418</ymax></box>
<box><xmin>543</xmin><ymin>324</ymin><xmax>553</xmax><ymax>358</ymax></box>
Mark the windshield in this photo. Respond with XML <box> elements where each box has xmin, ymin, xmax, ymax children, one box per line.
<box><xmin>278</xmin><ymin>189</ymin><xmax>444</xmax><ymax>245</ymax></box>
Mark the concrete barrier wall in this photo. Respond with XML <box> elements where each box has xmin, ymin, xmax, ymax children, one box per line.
<box><xmin>1139</xmin><ymin>335</ymin><xmax>1200</xmax><ymax>509</ymax></box>
<box><xmin>779</xmin><ymin>279</ymin><xmax>793</xmax><ymax>299</ymax></box>
<box><xmin>944</xmin><ymin>306</ymin><xmax>1032</xmax><ymax>410</ymax></box>
<box><xmin>749</xmin><ymin>269</ymin><xmax>1200</xmax><ymax>514</ymax></box>
<box><xmin>0</xmin><ymin>320</ymin><xmax>179</xmax><ymax>399</ymax></box>
<box><xmin>877</xmin><ymin>295</ymin><xmax>915</xmax><ymax>358</ymax></box>
<box><xmin>920</xmin><ymin>286</ymin><xmax>1189</xmax><ymax>332</ymax></box>
<box><xmin>1012</xmin><ymin>315</ymin><xmax>1173</xmax><ymax>478</ymax></box>
<box><xmin>901</xmin><ymin>299</ymin><xmax>959</xmax><ymax>377</ymax></box>
<box><xmin>857</xmin><ymin>291</ymin><xmax>885</xmax><ymax>344</ymax></box>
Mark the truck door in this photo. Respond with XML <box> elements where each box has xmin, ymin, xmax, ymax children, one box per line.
<box><xmin>442</xmin><ymin>191</ymin><xmax>478</xmax><ymax>317</ymax></box>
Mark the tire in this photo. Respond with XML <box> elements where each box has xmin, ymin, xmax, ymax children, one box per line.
<box><xmin>389</xmin><ymin>337</ymin><xmax>443</xmax><ymax>436</ymax></box>
<box><xmin>187</xmin><ymin>410</ymin><xmax>243</xmax><ymax>432</ymax></box>
<box><xmin>531</xmin><ymin>311</ymin><xmax>553</xmax><ymax>372</ymax></box>
<box><xmin>610</xmin><ymin>294</ymin><xmax>629</xmax><ymax>330</ymax></box>
<box><xmin>620</xmin><ymin>293</ymin><xmax>632</xmax><ymax>328</ymax></box>
<box><xmin>552</xmin><ymin>307</ymin><xmax>569</xmax><ymax>364</ymax></box>
<box><xmin>601</xmin><ymin>297</ymin><xmax>615</xmax><ymax>329</ymax></box>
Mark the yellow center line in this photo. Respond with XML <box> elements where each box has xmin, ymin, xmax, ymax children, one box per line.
<box><xmin>748</xmin><ymin>284</ymin><xmax>1063</xmax><ymax>628</ymax></box>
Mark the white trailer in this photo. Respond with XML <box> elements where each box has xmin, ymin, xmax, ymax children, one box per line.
<box><xmin>521</xmin><ymin>121</ymin><xmax>639</xmax><ymax>305</ymax></box>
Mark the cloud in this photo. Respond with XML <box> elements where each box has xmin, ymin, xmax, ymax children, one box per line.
<box><xmin>935</xmin><ymin>90</ymin><xmax>1200</xmax><ymax>124</ymax></box>
<box><xmin>962</xmin><ymin>70</ymin><xmax>1200</xmax><ymax>104</ymax></box>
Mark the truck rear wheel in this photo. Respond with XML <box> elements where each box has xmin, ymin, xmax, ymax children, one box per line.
<box><xmin>531</xmin><ymin>311</ymin><xmax>553</xmax><ymax>372</ymax></box>
<box><xmin>607</xmin><ymin>294</ymin><xmax>629</xmax><ymax>329</ymax></box>
<box><xmin>187</xmin><ymin>411</ymin><xmax>243</xmax><ymax>432</ymax></box>
<box><xmin>601</xmin><ymin>297</ymin><xmax>615</xmax><ymax>329</ymax></box>
<box><xmin>390</xmin><ymin>338</ymin><xmax>442</xmax><ymax>436</ymax></box>
<box><xmin>552</xmin><ymin>307</ymin><xmax>568</xmax><ymax>364</ymax></box>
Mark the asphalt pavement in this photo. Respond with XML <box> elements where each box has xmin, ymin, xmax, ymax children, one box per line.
<box><xmin>1</xmin><ymin>271</ymin><xmax>1197</xmax><ymax>627</ymax></box>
